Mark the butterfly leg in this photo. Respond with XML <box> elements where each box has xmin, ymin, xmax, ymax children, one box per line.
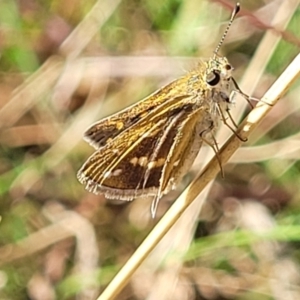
<box><xmin>231</xmin><ymin>77</ymin><xmax>254</xmax><ymax>108</ymax></box>
<box><xmin>200</xmin><ymin>122</ymin><xmax>224</xmax><ymax>177</ymax></box>
<box><xmin>231</xmin><ymin>77</ymin><xmax>272</xmax><ymax>107</ymax></box>
<box><xmin>216</xmin><ymin>103</ymin><xmax>248</xmax><ymax>142</ymax></box>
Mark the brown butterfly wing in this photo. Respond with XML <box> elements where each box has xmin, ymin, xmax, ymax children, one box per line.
<box><xmin>77</xmin><ymin>96</ymin><xmax>207</xmax><ymax>200</ymax></box>
<box><xmin>149</xmin><ymin>105</ymin><xmax>209</xmax><ymax>214</ymax></box>
<box><xmin>83</xmin><ymin>75</ymin><xmax>195</xmax><ymax>149</ymax></box>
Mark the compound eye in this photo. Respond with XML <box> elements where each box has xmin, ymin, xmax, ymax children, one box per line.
<box><xmin>225</xmin><ymin>64</ymin><xmax>232</xmax><ymax>70</ymax></box>
<box><xmin>206</xmin><ymin>70</ymin><xmax>220</xmax><ymax>86</ymax></box>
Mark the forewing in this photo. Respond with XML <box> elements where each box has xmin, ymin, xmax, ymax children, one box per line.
<box><xmin>78</xmin><ymin>117</ymin><xmax>168</xmax><ymax>197</ymax></box>
<box><xmin>84</xmin><ymin>76</ymin><xmax>191</xmax><ymax>149</ymax></box>
<box><xmin>77</xmin><ymin>97</ymin><xmax>198</xmax><ymax>200</ymax></box>
<box><xmin>160</xmin><ymin>106</ymin><xmax>208</xmax><ymax>194</ymax></box>
<box><xmin>148</xmin><ymin>106</ymin><xmax>207</xmax><ymax>215</ymax></box>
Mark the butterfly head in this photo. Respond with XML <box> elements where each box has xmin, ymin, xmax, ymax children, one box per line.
<box><xmin>204</xmin><ymin>56</ymin><xmax>233</xmax><ymax>89</ymax></box>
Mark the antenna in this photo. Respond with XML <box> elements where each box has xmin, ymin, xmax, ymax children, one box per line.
<box><xmin>214</xmin><ymin>3</ymin><xmax>240</xmax><ymax>57</ymax></box>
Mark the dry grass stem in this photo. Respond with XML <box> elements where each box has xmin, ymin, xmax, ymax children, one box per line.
<box><xmin>132</xmin><ymin>2</ymin><xmax>300</xmax><ymax>299</ymax></box>
<box><xmin>232</xmin><ymin>131</ymin><xmax>300</xmax><ymax>163</ymax></box>
<box><xmin>96</xmin><ymin>52</ymin><xmax>300</xmax><ymax>300</ymax></box>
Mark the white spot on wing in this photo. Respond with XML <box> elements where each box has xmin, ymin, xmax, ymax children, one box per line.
<box><xmin>147</xmin><ymin>161</ymin><xmax>156</xmax><ymax>169</ymax></box>
<box><xmin>112</xmin><ymin>169</ymin><xmax>122</xmax><ymax>176</ymax></box>
<box><xmin>104</xmin><ymin>171</ymin><xmax>111</xmax><ymax>178</ymax></box>
<box><xmin>130</xmin><ymin>157</ymin><xmax>138</xmax><ymax>166</ymax></box>
<box><xmin>174</xmin><ymin>160</ymin><xmax>180</xmax><ymax>167</ymax></box>
<box><xmin>138</xmin><ymin>156</ymin><xmax>148</xmax><ymax>167</ymax></box>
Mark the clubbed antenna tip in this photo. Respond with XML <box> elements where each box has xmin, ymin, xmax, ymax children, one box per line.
<box><xmin>214</xmin><ymin>3</ymin><xmax>240</xmax><ymax>57</ymax></box>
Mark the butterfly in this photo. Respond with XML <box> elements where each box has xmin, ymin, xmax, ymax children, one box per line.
<box><xmin>77</xmin><ymin>3</ymin><xmax>243</xmax><ymax>217</ymax></box>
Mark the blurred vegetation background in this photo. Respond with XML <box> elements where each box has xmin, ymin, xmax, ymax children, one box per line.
<box><xmin>0</xmin><ymin>0</ymin><xmax>299</xmax><ymax>299</ymax></box>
